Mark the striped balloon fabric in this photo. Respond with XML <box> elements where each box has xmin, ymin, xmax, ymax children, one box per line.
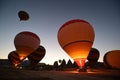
<box><xmin>28</xmin><ymin>45</ymin><xmax>46</xmax><ymax>66</ymax></box>
<box><xmin>8</xmin><ymin>51</ymin><xmax>21</xmax><ymax>67</ymax></box>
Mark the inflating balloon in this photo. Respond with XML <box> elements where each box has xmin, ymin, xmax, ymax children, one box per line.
<box><xmin>8</xmin><ymin>51</ymin><xmax>21</xmax><ymax>67</ymax></box>
<box><xmin>28</xmin><ymin>45</ymin><xmax>46</xmax><ymax>66</ymax></box>
<box><xmin>18</xmin><ymin>10</ymin><xmax>29</xmax><ymax>21</ymax></box>
<box><xmin>87</xmin><ymin>48</ymin><xmax>100</xmax><ymax>68</ymax></box>
<box><xmin>103</xmin><ymin>50</ymin><xmax>120</xmax><ymax>69</ymax></box>
<box><xmin>58</xmin><ymin>19</ymin><xmax>95</xmax><ymax>70</ymax></box>
<box><xmin>14</xmin><ymin>31</ymin><xmax>40</xmax><ymax>61</ymax></box>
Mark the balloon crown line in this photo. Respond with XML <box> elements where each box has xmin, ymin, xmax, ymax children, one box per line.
<box><xmin>63</xmin><ymin>40</ymin><xmax>93</xmax><ymax>49</ymax></box>
<box><xmin>15</xmin><ymin>31</ymin><xmax>40</xmax><ymax>41</ymax></box>
<box><xmin>58</xmin><ymin>19</ymin><xmax>90</xmax><ymax>31</ymax></box>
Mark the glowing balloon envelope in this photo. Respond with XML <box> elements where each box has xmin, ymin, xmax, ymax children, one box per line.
<box><xmin>58</xmin><ymin>19</ymin><xmax>95</xmax><ymax>69</ymax></box>
<box><xmin>8</xmin><ymin>51</ymin><xmax>21</xmax><ymax>67</ymax></box>
<box><xmin>14</xmin><ymin>31</ymin><xmax>40</xmax><ymax>61</ymax></box>
<box><xmin>87</xmin><ymin>48</ymin><xmax>100</xmax><ymax>68</ymax></box>
<box><xmin>18</xmin><ymin>10</ymin><xmax>29</xmax><ymax>21</ymax></box>
<box><xmin>28</xmin><ymin>45</ymin><xmax>46</xmax><ymax>66</ymax></box>
<box><xmin>103</xmin><ymin>50</ymin><xmax>120</xmax><ymax>69</ymax></box>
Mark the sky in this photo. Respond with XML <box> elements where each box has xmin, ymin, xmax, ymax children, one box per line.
<box><xmin>0</xmin><ymin>0</ymin><xmax>120</xmax><ymax>65</ymax></box>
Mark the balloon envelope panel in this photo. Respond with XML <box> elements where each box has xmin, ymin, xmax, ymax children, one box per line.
<box><xmin>58</xmin><ymin>19</ymin><xmax>95</xmax><ymax>47</ymax></box>
<box><xmin>64</xmin><ymin>41</ymin><xmax>93</xmax><ymax>59</ymax></box>
<box><xmin>87</xmin><ymin>48</ymin><xmax>100</xmax><ymax>68</ymax></box>
<box><xmin>14</xmin><ymin>31</ymin><xmax>40</xmax><ymax>60</ymax></box>
<box><xmin>18</xmin><ymin>10</ymin><xmax>29</xmax><ymax>21</ymax></box>
<box><xmin>87</xmin><ymin>48</ymin><xmax>100</xmax><ymax>61</ymax></box>
<box><xmin>104</xmin><ymin>50</ymin><xmax>120</xmax><ymax>69</ymax></box>
<box><xmin>8</xmin><ymin>51</ymin><xmax>21</xmax><ymax>67</ymax></box>
<box><xmin>58</xmin><ymin>19</ymin><xmax>95</xmax><ymax>59</ymax></box>
<box><xmin>28</xmin><ymin>45</ymin><xmax>46</xmax><ymax>66</ymax></box>
<box><xmin>58</xmin><ymin>19</ymin><xmax>95</xmax><ymax>68</ymax></box>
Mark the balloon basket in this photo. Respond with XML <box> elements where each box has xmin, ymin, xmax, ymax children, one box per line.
<box><xmin>78</xmin><ymin>68</ymin><xmax>87</xmax><ymax>72</ymax></box>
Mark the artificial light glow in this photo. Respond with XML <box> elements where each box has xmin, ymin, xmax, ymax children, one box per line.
<box><xmin>63</xmin><ymin>42</ymin><xmax>92</xmax><ymax>59</ymax></box>
<box><xmin>16</xmin><ymin>47</ymin><xmax>35</xmax><ymax>58</ymax></box>
<box><xmin>14</xmin><ymin>61</ymin><xmax>21</xmax><ymax>67</ymax></box>
<box><xmin>87</xmin><ymin>71</ymin><xmax>96</xmax><ymax>73</ymax></box>
<box><xmin>66</xmin><ymin>71</ymin><xmax>79</xmax><ymax>73</ymax></box>
<box><xmin>74</xmin><ymin>58</ymin><xmax>86</xmax><ymax>69</ymax></box>
<box><xmin>19</xmin><ymin>56</ymin><xmax>25</xmax><ymax>60</ymax></box>
<box><xmin>14</xmin><ymin>63</ymin><xmax>18</xmax><ymax>67</ymax></box>
<box><xmin>17</xmin><ymin>50</ymin><xmax>31</xmax><ymax>60</ymax></box>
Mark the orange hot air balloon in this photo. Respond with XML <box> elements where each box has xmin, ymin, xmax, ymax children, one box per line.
<box><xmin>8</xmin><ymin>51</ymin><xmax>21</xmax><ymax>67</ymax></box>
<box><xmin>28</xmin><ymin>45</ymin><xmax>46</xmax><ymax>66</ymax></box>
<box><xmin>87</xmin><ymin>48</ymin><xmax>100</xmax><ymax>68</ymax></box>
<box><xmin>14</xmin><ymin>31</ymin><xmax>40</xmax><ymax>61</ymax></box>
<box><xmin>103</xmin><ymin>50</ymin><xmax>120</xmax><ymax>69</ymax></box>
<box><xmin>58</xmin><ymin>19</ymin><xmax>95</xmax><ymax>70</ymax></box>
<box><xmin>18</xmin><ymin>10</ymin><xmax>29</xmax><ymax>21</ymax></box>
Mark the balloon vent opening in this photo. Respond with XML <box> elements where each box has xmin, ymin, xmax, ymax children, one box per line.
<box><xmin>74</xmin><ymin>58</ymin><xmax>86</xmax><ymax>69</ymax></box>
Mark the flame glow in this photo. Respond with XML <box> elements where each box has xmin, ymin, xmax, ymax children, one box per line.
<box><xmin>74</xmin><ymin>58</ymin><xmax>86</xmax><ymax>68</ymax></box>
<box><xmin>19</xmin><ymin>56</ymin><xmax>25</xmax><ymax>60</ymax></box>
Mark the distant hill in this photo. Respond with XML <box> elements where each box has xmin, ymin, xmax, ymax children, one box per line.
<box><xmin>0</xmin><ymin>59</ymin><xmax>11</xmax><ymax>67</ymax></box>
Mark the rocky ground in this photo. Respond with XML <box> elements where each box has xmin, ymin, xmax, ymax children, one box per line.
<box><xmin>0</xmin><ymin>67</ymin><xmax>120</xmax><ymax>80</ymax></box>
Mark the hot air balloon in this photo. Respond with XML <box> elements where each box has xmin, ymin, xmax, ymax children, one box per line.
<box><xmin>28</xmin><ymin>45</ymin><xmax>46</xmax><ymax>66</ymax></box>
<box><xmin>58</xmin><ymin>19</ymin><xmax>95</xmax><ymax>71</ymax></box>
<box><xmin>14</xmin><ymin>31</ymin><xmax>40</xmax><ymax>61</ymax></box>
<box><xmin>87</xmin><ymin>48</ymin><xmax>100</xmax><ymax>68</ymax></box>
<box><xmin>8</xmin><ymin>51</ymin><xmax>21</xmax><ymax>67</ymax></box>
<box><xmin>103</xmin><ymin>50</ymin><xmax>120</xmax><ymax>69</ymax></box>
<box><xmin>18</xmin><ymin>10</ymin><xmax>29</xmax><ymax>21</ymax></box>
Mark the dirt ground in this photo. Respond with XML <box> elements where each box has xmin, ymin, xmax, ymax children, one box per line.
<box><xmin>0</xmin><ymin>67</ymin><xmax>120</xmax><ymax>80</ymax></box>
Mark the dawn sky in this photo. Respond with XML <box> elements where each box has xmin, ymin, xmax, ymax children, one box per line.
<box><xmin>0</xmin><ymin>0</ymin><xmax>120</xmax><ymax>65</ymax></box>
